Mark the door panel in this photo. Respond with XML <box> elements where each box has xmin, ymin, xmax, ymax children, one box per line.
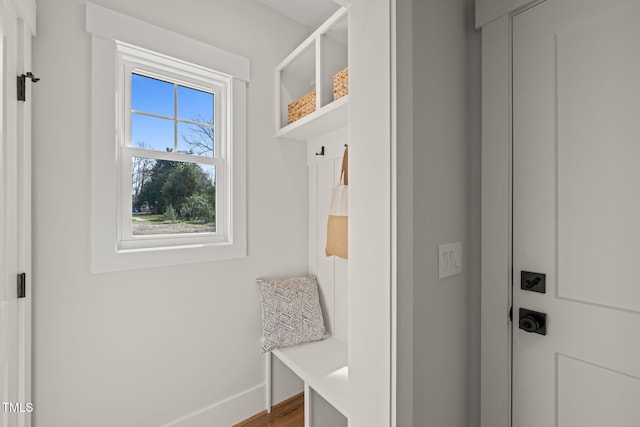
<box><xmin>513</xmin><ymin>0</ymin><xmax>640</xmax><ymax>425</ymax></box>
<box><xmin>558</xmin><ymin>355</ymin><xmax>640</xmax><ymax>427</ymax></box>
<box><xmin>556</xmin><ymin>4</ymin><xmax>640</xmax><ymax>312</ymax></box>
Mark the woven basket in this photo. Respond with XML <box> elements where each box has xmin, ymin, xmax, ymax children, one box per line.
<box><xmin>333</xmin><ymin>67</ymin><xmax>349</xmax><ymax>100</ymax></box>
<box><xmin>288</xmin><ymin>90</ymin><xmax>316</xmax><ymax>124</ymax></box>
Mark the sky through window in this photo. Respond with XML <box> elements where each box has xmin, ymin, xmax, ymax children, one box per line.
<box><xmin>131</xmin><ymin>73</ymin><xmax>214</xmax><ymax>155</ymax></box>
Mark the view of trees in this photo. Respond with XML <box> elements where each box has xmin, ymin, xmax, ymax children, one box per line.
<box><xmin>133</xmin><ymin>158</ymin><xmax>215</xmax><ymax>223</ymax></box>
<box><xmin>131</xmin><ymin>121</ymin><xmax>215</xmax><ymax>225</ymax></box>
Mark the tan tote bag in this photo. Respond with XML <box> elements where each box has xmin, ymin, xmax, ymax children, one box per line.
<box><xmin>325</xmin><ymin>147</ymin><xmax>348</xmax><ymax>259</ymax></box>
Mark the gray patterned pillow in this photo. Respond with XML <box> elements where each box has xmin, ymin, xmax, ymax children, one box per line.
<box><xmin>256</xmin><ymin>275</ymin><xmax>329</xmax><ymax>352</ymax></box>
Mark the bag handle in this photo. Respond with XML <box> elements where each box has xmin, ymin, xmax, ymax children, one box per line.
<box><xmin>340</xmin><ymin>147</ymin><xmax>349</xmax><ymax>185</ymax></box>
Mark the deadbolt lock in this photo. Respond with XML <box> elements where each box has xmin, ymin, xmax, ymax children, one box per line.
<box><xmin>521</xmin><ymin>271</ymin><xmax>546</xmax><ymax>293</ymax></box>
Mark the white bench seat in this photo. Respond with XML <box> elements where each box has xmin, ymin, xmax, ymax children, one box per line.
<box><xmin>267</xmin><ymin>337</ymin><xmax>349</xmax><ymax>424</ymax></box>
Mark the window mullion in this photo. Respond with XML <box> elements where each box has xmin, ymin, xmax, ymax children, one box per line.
<box><xmin>123</xmin><ymin>146</ymin><xmax>218</xmax><ymax>165</ymax></box>
<box><xmin>131</xmin><ymin>110</ymin><xmax>175</xmax><ymax>121</ymax></box>
<box><xmin>174</xmin><ymin>83</ymin><xmax>179</xmax><ymax>152</ymax></box>
<box><xmin>177</xmin><ymin>118</ymin><xmax>215</xmax><ymax>128</ymax></box>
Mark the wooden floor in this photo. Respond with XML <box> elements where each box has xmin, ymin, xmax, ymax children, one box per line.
<box><xmin>233</xmin><ymin>393</ymin><xmax>304</xmax><ymax>427</ymax></box>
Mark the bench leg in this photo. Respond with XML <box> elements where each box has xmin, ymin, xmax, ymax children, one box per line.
<box><xmin>304</xmin><ymin>383</ymin><xmax>311</xmax><ymax>427</ymax></box>
<box><xmin>265</xmin><ymin>351</ymin><xmax>272</xmax><ymax>413</ymax></box>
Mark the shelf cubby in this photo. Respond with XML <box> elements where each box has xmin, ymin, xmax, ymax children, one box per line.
<box><xmin>276</xmin><ymin>7</ymin><xmax>349</xmax><ymax>141</ymax></box>
<box><xmin>278</xmin><ymin>41</ymin><xmax>316</xmax><ymax>130</ymax></box>
<box><xmin>320</xmin><ymin>12</ymin><xmax>348</xmax><ymax>109</ymax></box>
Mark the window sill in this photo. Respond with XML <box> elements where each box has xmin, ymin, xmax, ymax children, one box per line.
<box><xmin>92</xmin><ymin>238</ymin><xmax>246</xmax><ymax>273</ymax></box>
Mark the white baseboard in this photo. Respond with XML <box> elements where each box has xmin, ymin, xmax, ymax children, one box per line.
<box><xmin>161</xmin><ymin>384</ymin><xmax>266</xmax><ymax>427</ymax></box>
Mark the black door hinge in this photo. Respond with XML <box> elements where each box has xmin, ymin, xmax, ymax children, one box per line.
<box><xmin>17</xmin><ymin>273</ymin><xmax>26</xmax><ymax>298</ymax></box>
<box><xmin>509</xmin><ymin>306</ymin><xmax>513</xmax><ymax>322</ymax></box>
<box><xmin>17</xmin><ymin>72</ymin><xmax>40</xmax><ymax>102</ymax></box>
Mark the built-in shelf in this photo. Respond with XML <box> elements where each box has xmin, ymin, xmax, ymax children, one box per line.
<box><xmin>270</xmin><ymin>7</ymin><xmax>350</xmax><ymax>423</ymax></box>
<box><xmin>276</xmin><ymin>7</ymin><xmax>348</xmax><ymax>141</ymax></box>
<box><xmin>272</xmin><ymin>337</ymin><xmax>349</xmax><ymax>418</ymax></box>
<box><xmin>276</xmin><ymin>95</ymin><xmax>348</xmax><ymax>141</ymax></box>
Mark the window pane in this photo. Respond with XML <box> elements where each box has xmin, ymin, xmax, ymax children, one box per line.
<box><xmin>178</xmin><ymin>85</ymin><xmax>214</xmax><ymax>124</ymax></box>
<box><xmin>178</xmin><ymin>122</ymin><xmax>214</xmax><ymax>157</ymax></box>
<box><xmin>131</xmin><ymin>114</ymin><xmax>174</xmax><ymax>151</ymax></box>
<box><xmin>132</xmin><ymin>74</ymin><xmax>174</xmax><ymax>117</ymax></box>
<box><xmin>131</xmin><ymin>158</ymin><xmax>216</xmax><ymax>235</ymax></box>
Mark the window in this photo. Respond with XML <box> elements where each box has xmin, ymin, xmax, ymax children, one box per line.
<box><xmin>87</xmin><ymin>3</ymin><xmax>248</xmax><ymax>272</ymax></box>
<box><xmin>117</xmin><ymin>43</ymin><xmax>230</xmax><ymax>250</ymax></box>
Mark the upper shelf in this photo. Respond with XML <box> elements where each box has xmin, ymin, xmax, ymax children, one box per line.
<box><xmin>276</xmin><ymin>95</ymin><xmax>348</xmax><ymax>141</ymax></box>
<box><xmin>276</xmin><ymin>7</ymin><xmax>349</xmax><ymax>141</ymax></box>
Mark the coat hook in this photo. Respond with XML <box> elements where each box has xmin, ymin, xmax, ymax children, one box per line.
<box><xmin>315</xmin><ymin>146</ymin><xmax>325</xmax><ymax>156</ymax></box>
<box><xmin>24</xmin><ymin>72</ymin><xmax>40</xmax><ymax>83</ymax></box>
<box><xmin>344</xmin><ymin>144</ymin><xmax>348</xmax><ymax>147</ymax></box>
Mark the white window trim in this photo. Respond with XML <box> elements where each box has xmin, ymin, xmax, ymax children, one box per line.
<box><xmin>87</xmin><ymin>3</ymin><xmax>248</xmax><ymax>273</ymax></box>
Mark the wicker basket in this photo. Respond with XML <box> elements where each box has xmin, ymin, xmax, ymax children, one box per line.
<box><xmin>333</xmin><ymin>67</ymin><xmax>349</xmax><ymax>100</ymax></box>
<box><xmin>288</xmin><ymin>90</ymin><xmax>316</xmax><ymax>124</ymax></box>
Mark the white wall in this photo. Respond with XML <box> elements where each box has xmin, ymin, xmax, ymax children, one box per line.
<box><xmin>347</xmin><ymin>1</ymin><xmax>481</xmax><ymax>426</ymax></box>
<box><xmin>32</xmin><ymin>1</ymin><xmax>309</xmax><ymax>426</ymax></box>
<box><xmin>409</xmin><ymin>0</ymin><xmax>481</xmax><ymax>426</ymax></box>
<box><xmin>348</xmin><ymin>1</ymin><xmax>393</xmax><ymax>427</ymax></box>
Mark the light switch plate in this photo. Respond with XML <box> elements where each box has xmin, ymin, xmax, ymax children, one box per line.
<box><xmin>439</xmin><ymin>242</ymin><xmax>462</xmax><ymax>279</ymax></box>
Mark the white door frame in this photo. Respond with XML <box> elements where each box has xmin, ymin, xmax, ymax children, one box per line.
<box><xmin>2</xmin><ymin>1</ymin><xmax>36</xmax><ymax>426</ymax></box>
<box><xmin>16</xmin><ymin>1</ymin><xmax>36</xmax><ymax>423</ymax></box>
<box><xmin>478</xmin><ymin>1</ymin><xmax>544</xmax><ymax>427</ymax></box>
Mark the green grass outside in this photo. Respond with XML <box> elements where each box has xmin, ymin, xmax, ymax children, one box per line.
<box><xmin>132</xmin><ymin>213</ymin><xmax>214</xmax><ymax>227</ymax></box>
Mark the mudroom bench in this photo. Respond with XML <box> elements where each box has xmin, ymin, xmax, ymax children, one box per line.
<box><xmin>266</xmin><ymin>337</ymin><xmax>348</xmax><ymax>426</ymax></box>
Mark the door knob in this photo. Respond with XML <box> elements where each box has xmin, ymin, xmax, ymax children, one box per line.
<box><xmin>519</xmin><ymin>315</ymin><xmax>540</xmax><ymax>332</ymax></box>
<box><xmin>518</xmin><ymin>308</ymin><xmax>547</xmax><ymax>335</ymax></box>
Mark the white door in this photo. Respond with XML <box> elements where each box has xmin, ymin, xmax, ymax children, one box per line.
<box><xmin>1</xmin><ymin>0</ymin><xmax>34</xmax><ymax>425</ymax></box>
<box><xmin>513</xmin><ymin>0</ymin><xmax>640</xmax><ymax>425</ymax></box>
